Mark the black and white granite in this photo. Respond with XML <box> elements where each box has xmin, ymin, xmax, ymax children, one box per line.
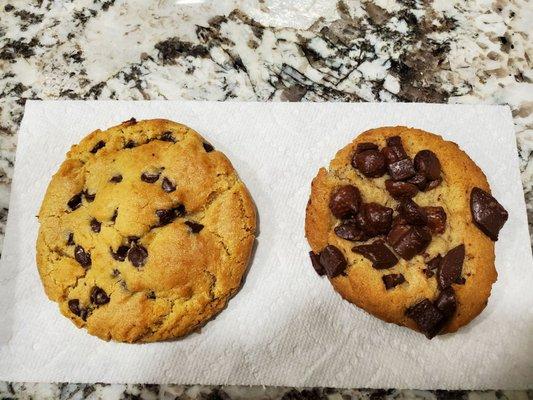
<box><xmin>0</xmin><ymin>0</ymin><xmax>531</xmax><ymax>398</ymax></box>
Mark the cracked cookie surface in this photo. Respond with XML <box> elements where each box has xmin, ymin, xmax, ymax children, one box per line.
<box><xmin>37</xmin><ymin>118</ymin><xmax>256</xmax><ymax>343</ymax></box>
<box><xmin>305</xmin><ymin>127</ymin><xmax>497</xmax><ymax>336</ymax></box>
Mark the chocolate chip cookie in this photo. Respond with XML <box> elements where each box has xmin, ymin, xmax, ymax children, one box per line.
<box><xmin>305</xmin><ymin>126</ymin><xmax>508</xmax><ymax>338</ymax></box>
<box><xmin>37</xmin><ymin>118</ymin><xmax>256</xmax><ymax>343</ymax></box>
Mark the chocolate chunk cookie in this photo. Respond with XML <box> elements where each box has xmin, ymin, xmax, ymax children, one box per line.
<box><xmin>37</xmin><ymin>119</ymin><xmax>256</xmax><ymax>343</ymax></box>
<box><xmin>305</xmin><ymin>126</ymin><xmax>504</xmax><ymax>338</ymax></box>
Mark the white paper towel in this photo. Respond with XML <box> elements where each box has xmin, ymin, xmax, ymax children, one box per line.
<box><xmin>0</xmin><ymin>101</ymin><xmax>532</xmax><ymax>389</ymax></box>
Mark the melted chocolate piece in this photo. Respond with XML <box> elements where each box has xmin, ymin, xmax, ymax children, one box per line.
<box><xmin>111</xmin><ymin>245</ymin><xmax>129</xmax><ymax>262</ymax></box>
<box><xmin>382</xmin><ymin>145</ymin><xmax>406</xmax><ymax>165</ymax></box>
<box><xmin>406</xmin><ymin>299</ymin><xmax>444</xmax><ymax>339</ymax></box>
<box><xmin>124</xmin><ymin>140</ymin><xmax>136</xmax><ymax>149</ymax></box>
<box><xmin>123</xmin><ymin>117</ymin><xmax>137</xmax><ymax>124</ymax></box>
<box><xmin>156</xmin><ymin>208</ymin><xmax>177</xmax><ymax>226</ymax></box>
<box><xmin>185</xmin><ymin>220</ymin><xmax>204</xmax><ymax>233</ymax></box>
<box><xmin>382</xmin><ymin>273</ymin><xmax>406</xmax><ymax>290</ymax></box>
<box><xmin>110</xmin><ymin>175</ymin><xmax>122</xmax><ymax>183</ymax></box>
<box><xmin>414</xmin><ymin>150</ymin><xmax>441</xmax><ymax>181</ymax></box>
<box><xmin>470</xmin><ymin>187</ymin><xmax>508</xmax><ymax>241</ymax></box>
<box><xmin>437</xmin><ymin>244</ymin><xmax>465</xmax><ymax>289</ymax></box>
<box><xmin>110</xmin><ymin>209</ymin><xmax>118</xmax><ymax>223</ymax></box>
<box><xmin>398</xmin><ymin>199</ymin><xmax>428</xmax><ymax>226</ymax></box>
<box><xmin>406</xmin><ymin>173</ymin><xmax>428</xmax><ymax>191</ymax></box>
<box><xmin>68</xmin><ymin>299</ymin><xmax>82</xmax><ymax>317</ymax></box>
<box><xmin>426</xmin><ymin>177</ymin><xmax>442</xmax><ymax>191</ymax></box>
<box><xmin>90</xmin><ymin>140</ymin><xmax>105</xmax><ymax>154</ymax></box>
<box><xmin>83</xmin><ymin>190</ymin><xmax>95</xmax><ymax>202</ymax></box>
<box><xmin>67</xmin><ymin>193</ymin><xmax>82</xmax><ymax>211</ymax></box>
<box><xmin>90</xmin><ymin>286</ymin><xmax>110</xmax><ymax>306</ymax></box>
<box><xmin>66</xmin><ymin>232</ymin><xmax>75</xmax><ymax>246</ymax></box>
<box><xmin>309</xmin><ymin>251</ymin><xmax>325</xmax><ymax>276</ymax></box>
<box><xmin>329</xmin><ymin>185</ymin><xmax>362</xmax><ymax>219</ymax></box>
<box><xmin>74</xmin><ymin>245</ymin><xmax>91</xmax><ymax>268</ymax></box>
<box><xmin>353</xmin><ymin>239</ymin><xmax>398</xmax><ymax>269</ymax></box>
<box><xmin>385</xmin><ymin>179</ymin><xmax>418</xmax><ymax>199</ymax></box>
<box><xmin>356</xmin><ymin>142</ymin><xmax>378</xmax><ymax>153</ymax></box>
<box><xmin>334</xmin><ymin>221</ymin><xmax>369</xmax><ymax>242</ymax></box>
<box><xmin>386</xmin><ymin>224</ymin><xmax>431</xmax><ymax>260</ymax></box>
<box><xmin>160</xmin><ymin>132</ymin><xmax>175</xmax><ymax>142</ymax></box>
<box><xmin>161</xmin><ymin>177</ymin><xmax>176</xmax><ymax>192</ymax></box>
<box><xmin>356</xmin><ymin>203</ymin><xmax>393</xmax><ymax>236</ymax></box>
<box><xmin>423</xmin><ymin>206</ymin><xmax>447</xmax><ymax>234</ymax></box>
<box><xmin>427</xmin><ymin>254</ymin><xmax>442</xmax><ymax>270</ymax></box>
<box><xmin>352</xmin><ymin>150</ymin><xmax>386</xmax><ymax>178</ymax></box>
<box><xmin>128</xmin><ymin>243</ymin><xmax>148</xmax><ymax>268</ymax></box>
<box><xmin>203</xmin><ymin>142</ymin><xmax>214</xmax><ymax>152</ymax></box>
<box><xmin>90</xmin><ymin>218</ymin><xmax>101</xmax><ymax>233</ymax></box>
<box><xmin>319</xmin><ymin>245</ymin><xmax>347</xmax><ymax>278</ymax></box>
<box><xmin>141</xmin><ymin>171</ymin><xmax>160</xmax><ymax>183</ymax></box>
<box><xmin>435</xmin><ymin>286</ymin><xmax>457</xmax><ymax>320</ymax></box>
<box><xmin>388</xmin><ymin>158</ymin><xmax>416</xmax><ymax>181</ymax></box>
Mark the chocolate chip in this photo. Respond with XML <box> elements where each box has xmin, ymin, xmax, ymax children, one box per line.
<box><xmin>83</xmin><ymin>190</ymin><xmax>95</xmax><ymax>202</ymax></box>
<box><xmin>423</xmin><ymin>206</ymin><xmax>447</xmax><ymax>234</ymax></box>
<box><xmin>353</xmin><ymin>239</ymin><xmax>398</xmax><ymax>269</ymax></box>
<box><xmin>386</xmin><ymin>136</ymin><xmax>403</xmax><ymax>147</ymax></box>
<box><xmin>110</xmin><ymin>175</ymin><xmax>122</xmax><ymax>183</ymax></box>
<box><xmin>406</xmin><ymin>173</ymin><xmax>428</xmax><ymax>190</ymax></box>
<box><xmin>386</xmin><ymin>224</ymin><xmax>431</xmax><ymax>260</ymax></box>
<box><xmin>319</xmin><ymin>245</ymin><xmax>347</xmax><ymax>278</ymax></box>
<box><xmin>161</xmin><ymin>177</ymin><xmax>176</xmax><ymax>192</ymax></box>
<box><xmin>356</xmin><ymin>203</ymin><xmax>393</xmax><ymax>236</ymax></box>
<box><xmin>455</xmin><ymin>277</ymin><xmax>466</xmax><ymax>285</ymax></box>
<box><xmin>123</xmin><ymin>117</ymin><xmax>137</xmax><ymax>124</ymax></box>
<box><xmin>414</xmin><ymin>150</ymin><xmax>441</xmax><ymax>181</ymax></box>
<box><xmin>74</xmin><ymin>245</ymin><xmax>91</xmax><ymax>268</ymax></box>
<box><xmin>392</xmin><ymin>214</ymin><xmax>408</xmax><ymax>227</ymax></box>
<box><xmin>470</xmin><ymin>187</ymin><xmax>508</xmax><ymax>241</ymax></box>
<box><xmin>406</xmin><ymin>299</ymin><xmax>444</xmax><ymax>339</ymax></box>
<box><xmin>66</xmin><ymin>232</ymin><xmax>74</xmax><ymax>246</ymax></box>
<box><xmin>110</xmin><ymin>209</ymin><xmax>118</xmax><ymax>223</ymax></box>
<box><xmin>147</xmin><ymin>291</ymin><xmax>156</xmax><ymax>299</ymax></box>
<box><xmin>156</xmin><ymin>208</ymin><xmax>178</xmax><ymax>226</ymax></box>
<box><xmin>128</xmin><ymin>243</ymin><xmax>148</xmax><ymax>268</ymax></box>
<box><xmin>352</xmin><ymin>150</ymin><xmax>386</xmax><ymax>178</ymax></box>
<box><xmin>426</xmin><ymin>178</ymin><xmax>442</xmax><ymax>191</ymax></box>
<box><xmin>185</xmin><ymin>220</ymin><xmax>204</xmax><ymax>233</ymax></box>
<box><xmin>67</xmin><ymin>193</ymin><xmax>82</xmax><ymax>211</ymax></box>
<box><xmin>329</xmin><ymin>185</ymin><xmax>362</xmax><ymax>219</ymax></box>
<box><xmin>382</xmin><ymin>273</ymin><xmax>405</xmax><ymax>290</ymax></box>
<box><xmin>111</xmin><ymin>245</ymin><xmax>129</xmax><ymax>261</ymax></box>
<box><xmin>124</xmin><ymin>140</ymin><xmax>136</xmax><ymax>149</ymax></box>
<box><xmin>382</xmin><ymin>145</ymin><xmax>406</xmax><ymax>165</ymax></box>
<box><xmin>309</xmin><ymin>251</ymin><xmax>325</xmax><ymax>276</ymax></box>
<box><xmin>423</xmin><ymin>268</ymin><xmax>434</xmax><ymax>278</ymax></box>
<box><xmin>398</xmin><ymin>199</ymin><xmax>428</xmax><ymax>226</ymax></box>
<box><xmin>385</xmin><ymin>179</ymin><xmax>418</xmax><ymax>199</ymax></box>
<box><xmin>356</xmin><ymin>142</ymin><xmax>378</xmax><ymax>153</ymax></box>
<box><xmin>68</xmin><ymin>299</ymin><xmax>82</xmax><ymax>316</ymax></box>
<box><xmin>160</xmin><ymin>131</ymin><xmax>175</xmax><ymax>142</ymax></box>
<box><xmin>89</xmin><ymin>286</ymin><xmax>109</xmax><ymax>306</ymax></box>
<box><xmin>90</xmin><ymin>140</ymin><xmax>105</xmax><ymax>154</ymax></box>
<box><xmin>203</xmin><ymin>142</ymin><xmax>214</xmax><ymax>152</ymax></box>
<box><xmin>111</xmin><ymin>269</ymin><xmax>120</xmax><ymax>277</ymax></box>
<box><xmin>388</xmin><ymin>158</ymin><xmax>416</xmax><ymax>181</ymax></box>
<box><xmin>174</xmin><ymin>204</ymin><xmax>186</xmax><ymax>217</ymax></box>
<box><xmin>334</xmin><ymin>221</ymin><xmax>368</xmax><ymax>242</ymax></box>
<box><xmin>427</xmin><ymin>254</ymin><xmax>442</xmax><ymax>270</ymax></box>
<box><xmin>435</xmin><ymin>287</ymin><xmax>457</xmax><ymax>320</ymax></box>
<box><xmin>90</xmin><ymin>218</ymin><xmax>101</xmax><ymax>233</ymax></box>
<box><xmin>437</xmin><ymin>244</ymin><xmax>465</xmax><ymax>289</ymax></box>
<box><xmin>141</xmin><ymin>171</ymin><xmax>160</xmax><ymax>183</ymax></box>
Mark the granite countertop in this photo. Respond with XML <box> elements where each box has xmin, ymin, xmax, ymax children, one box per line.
<box><xmin>0</xmin><ymin>0</ymin><xmax>531</xmax><ymax>399</ymax></box>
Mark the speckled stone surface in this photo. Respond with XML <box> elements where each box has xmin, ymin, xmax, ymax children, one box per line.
<box><xmin>0</xmin><ymin>0</ymin><xmax>531</xmax><ymax>398</ymax></box>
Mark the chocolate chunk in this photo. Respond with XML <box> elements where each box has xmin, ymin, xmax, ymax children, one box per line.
<box><xmin>74</xmin><ymin>245</ymin><xmax>91</xmax><ymax>268</ymax></box>
<box><xmin>388</xmin><ymin>158</ymin><xmax>416</xmax><ymax>181</ymax></box>
<box><xmin>147</xmin><ymin>291</ymin><xmax>156</xmax><ymax>299</ymax></box>
<box><xmin>385</xmin><ymin>179</ymin><xmax>418</xmax><ymax>199</ymax></box>
<box><xmin>309</xmin><ymin>251</ymin><xmax>325</xmax><ymax>276</ymax></box>
<box><xmin>67</xmin><ymin>193</ymin><xmax>82</xmax><ymax>211</ymax></box>
<box><xmin>83</xmin><ymin>190</ymin><xmax>95</xmax><ymax>202</ymax></box>
<box><xmin>392</xmin><ymin>214</ymin><xmax>408</xmax><ymax>227</ymax></box>
<box><xmin>185</xmin><ymin>220</ymin><xmax>204</xmax><ymax>233</ymax></box>
<box><xmin>426</xmin><ymin>178</ymin><xmax>442</xmax><ymax>191</ymax></box>
<box><xmin>352</xmin><ymin>150</ymin><xmax>386</xmax><ymax>178</ymax></box>
<box><xmin>470</xmin><ymin>187</ymin><xmax>508</xmax><ymax>241</ymax></box>
<box><xmin>66</xmin><ymin>232</ymin><xmax>74</xmax><ymax>246</ymax></box>
<box><xmin>423</xmin><ymin>206</ymin><xmax>447</xmax><ymax>234</ymax></box>
<box><xmin>427</xmin><ymin>254</ymin><xmax>442</xmax><ymax>270</ymax></box>
<box><xmin>110</xmin><ymin>209</ymin><xmax>118</xmax><ymax>223</ymax></box>
<box><xmin>414</xmin><ymin>150</ymin><xmax>441</xmax><ymax>181</ymax></box>
<box><xmin>141</xmin><ymin>171</ymin><xmax>160</xmax><ymax>183</ymax></box>
<box><xmin>123</xmin><ymin>117</ymin><xmax>137</xmax><ymax>124</ymax></box>
<box><xmin>90</xmin><ymin>286</ymin><xmax>110</xmax><ymax>306</ymax></box>
<box><xmin>356</xmin><ymin>203</ymin><xmax>393</xmax><ymax>236</ymax></box>
<box><xmin>334</xmin><ymin>221</ymin><xmax>368</xmax><ymax>242</ymax></box>
<box><xmin>382</xmin><ymin>145</ymin><xmax>406</xmax><ymax>165</ymax></box>
<box><xmin>128</xmin><ymin>243</ymin><xmax>148</xmax><ymax>268</ymax></box>
<box><xmin>406</xmin><ymin>299</ymin><xmax>444</xmax><ymax>339</ymax></box>
<box><xmin>437</xmin><ymin>244</ymin><xmax>465</xmax><ymax>289</ymax></box>
<box><xmin>456</xmin><ymin>277</ymin><xmax>466</xmax><ymax>285</ymax></box>
<box><xmin>406</xmin><ymin>173</ymin><xmax>428</xmax><ymax>190</ymax></box>
<box><xmin>386</xmin><ymin>224</ymin><xmax>431</xmax><ymax>260</ymax></box>
<box><xmin>386</xmin><ymin>136</ymin><xmax>403</xmax><ymax>147</ymax></box>
<box><xmin>382</xmin><ymin>273</ymin><xmax>405</xmax><ymax>290</ymax></box>
<box><xmin>203</xmin><ymin>142</ymin><xmax>214</xmax><ymax>152</ymax></box>
<box><xmin>353</xmin><ymin>239</ymin><xmax>398</xmax><ymax>269</ymax></box>
<box><xmin>111</xmin><ymin>245</ymin><xmax>129</xmax><ymax>261</ymax></box>
<box><xmin>319</xmin><ymin>245</ymin><xmax>347</xmax><ymax>278</ymax></box>
<box><xmin>68</xmin><ymin>299</ymin><xmax>82</xmax><ymax>317</ymax></box>
<box><xmin>90</xmin><ymin>140</ymin><xmax>105</xmax><ymax>154</ymax></box>
<box><xmin>162</xmin><ymin>177</ymin><xmax>176</xmax><ymax>192</ymax></box>
<box><xmin>110</xmin><ymin>175</ymin><xmax>122</xmax><ymax>183</ymax></box>
<box><xmin>398</xmin><ymin>199</ymin><xmax>428</xmax><ymax>226</ymax></box>
<box><xmin>423</xmin><ymin>268</ymin><xmax>434</xmax><ymax>278</ymax></box>
<box><xmin>160</xmin><ymin>131</ymin><xmax>175</xmax><ymax>142</ymax></box>
<box><xmin>174</xmin><ymin>204</ymin><xmax>186</xmax><ymax>217</ymax></box>
<box><xmin>90</xmin><ymin>218</ymin><xmax>101</xmax><ymax>233</ymax></box>
<box><xmin>156</xmin><ymin>209</ymin><xmax>177</xmax><ymax>226</ymax></box>
<box><xmin>124</xmin><ymin>140</ymin><xmax>136</xmax><ymax>149</ymax></box>
<box><xmin>356</xmin><ymin>142</ymin><xmax>378</xmax><ymax>153</ymax></box>
<box><xmin>435</xmin><ymin>287</ymin><xmax>457</xmax><ymax>319</ymax></box>
<box><xmin>329</xmin><ymin>185</ymin><xmax>362</xmax><ymax>219</ymax></box>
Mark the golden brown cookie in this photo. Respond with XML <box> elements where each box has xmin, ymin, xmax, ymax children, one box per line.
<box><xmin>37</xmin><ymin>118</ymin><xmax>256</xmax><ymax>343</ymax></box>
<box><xmin>305</xmin><ymin>126</ymin><xmax>507</xmax><ymax>338</ymax></box>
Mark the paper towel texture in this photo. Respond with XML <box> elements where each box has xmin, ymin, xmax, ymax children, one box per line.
<box><xmin>0</xmin><ymin>101</ymin><xmax>531</xmax><ymax>388</ymax></box>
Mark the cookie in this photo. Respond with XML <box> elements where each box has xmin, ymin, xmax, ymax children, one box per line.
<box><xmin>305</xmin><ymin>126</ymin><xmax>507</xmax><ymax>338</ymax></box>
<box><xmin>37</xmin><ymin>118</ymin><xmax>256</xmax><ymax>343</ymax></box>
